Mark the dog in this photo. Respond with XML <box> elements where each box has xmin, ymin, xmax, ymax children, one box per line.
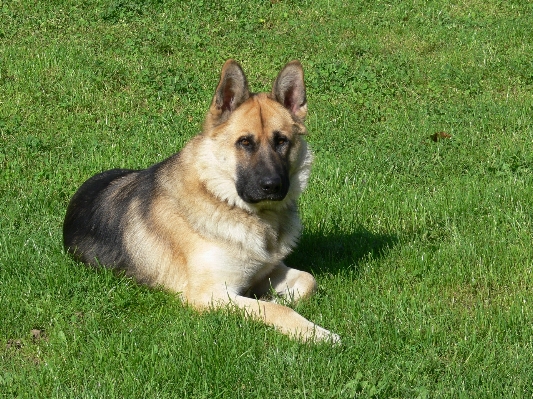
<box><xmin>63</xmin><ymin>59</ymin><xmax>339</xmax><ymax>343</ymax></box>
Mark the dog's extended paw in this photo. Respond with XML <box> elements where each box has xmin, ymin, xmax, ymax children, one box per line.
<box><xmin>316</xmin><ymin>327</ymin><xmax>341</xmax><ymax>345</ymax></box>
<box><xmin>327</xmin><ymin>332</ymin><xmax>342</xmax><ymax>345</ymax></box>
<box><xmin>302</xmin><ymin>325</ymin><xmax>341</xmax><ymax>345</ymax></box>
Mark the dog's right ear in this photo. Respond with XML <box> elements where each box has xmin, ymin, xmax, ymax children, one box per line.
<box><xmin>208</xmin><ymin>60</ymin><xmax>250</xmax><ymax>126</ymax></box>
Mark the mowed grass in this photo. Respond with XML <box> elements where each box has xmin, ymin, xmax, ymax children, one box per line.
<box><xmin>1</xmin><ymin>0</ymin><xmax>533</xmax><ymax>397</ymax></box>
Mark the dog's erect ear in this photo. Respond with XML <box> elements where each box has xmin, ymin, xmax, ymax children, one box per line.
<box><xmin>209</xmin><ymin>60</ymin><xmax>250</xmax><ymax>125</ymax></box>
<box><xmin>272</xmin><ymin>60</ymin><xmax>307</xmax><ymax>121</ymax></box>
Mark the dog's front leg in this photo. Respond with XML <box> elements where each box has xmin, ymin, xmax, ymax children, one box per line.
<box><xmin>187</xmin><ymin>290</ymin><xmax>338</xmax><ymax>343</ymax></box>
<box><xmin>251</xmin><ymin>262</ymin><xmax>318</xmax><ymax>303</ymax></box>
<box><xmin>228</xmin><ymin>295</ymin><xmax>339</xmax><ymax>343</ymax></box>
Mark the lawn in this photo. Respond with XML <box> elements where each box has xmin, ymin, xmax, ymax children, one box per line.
<box><xmin>1</xmin><ymin>0</ymin><xmax>533</xmax><ymax>397</ymax></box>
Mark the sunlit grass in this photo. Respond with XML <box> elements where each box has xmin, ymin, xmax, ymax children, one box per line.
<box><xmin>1</xmin><ymin>0</ymin><xmax>533</xmax><ymax>397</ymax></box>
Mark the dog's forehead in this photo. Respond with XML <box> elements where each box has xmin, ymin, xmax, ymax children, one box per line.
<box><xmin>234</xmin><ymin>94</ymin><xmax>294</xmax><ymax>137</ymax></box>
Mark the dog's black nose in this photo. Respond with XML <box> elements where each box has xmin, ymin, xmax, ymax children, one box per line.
<box><xmin>260</xmin><ymin>176</ymin><xmax>282</xmax><ymax>194</ymax></box>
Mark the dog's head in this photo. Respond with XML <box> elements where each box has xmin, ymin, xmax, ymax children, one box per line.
<box><xmin>199</xmin><ymin>60</ymin><xmax>312</xmax><ymax>210</ymax></box>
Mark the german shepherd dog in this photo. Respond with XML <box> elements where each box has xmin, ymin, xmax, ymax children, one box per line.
<box><xmin>64</xmin><ymin>60</ymin><xmax>339</xmax><ymax>343</ymax></box>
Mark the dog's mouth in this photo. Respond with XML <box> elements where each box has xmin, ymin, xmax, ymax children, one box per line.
<box><xmin>240</xmin><ymin>194</ymin><xmax>286</xmax><ymax>204</ymax></box>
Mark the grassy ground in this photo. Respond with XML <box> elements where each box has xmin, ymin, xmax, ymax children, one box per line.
<box><xmin>1</xmin><ymin>0</ymin><xmax>533</xmax><ymax>397</ymax></box>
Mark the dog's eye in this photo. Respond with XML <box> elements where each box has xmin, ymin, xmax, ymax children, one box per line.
<box><xmin>274</xmin><ymin>133</ymin><xmax>289</xmax><ymax>148</ymax></box>
<box><xmin>237</xmin><ymin>137</ymin><xmax>252</xmax><ymax>148</ymax></box>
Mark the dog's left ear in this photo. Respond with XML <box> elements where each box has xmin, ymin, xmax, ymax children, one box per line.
<box><xmin>272</xmin><ymin>60</ymin><xmax>307</xmax><ymax>121</ymax></box>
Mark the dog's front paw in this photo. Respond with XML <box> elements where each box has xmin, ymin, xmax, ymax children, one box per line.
<box><xmin>309</xmin><ymin>325</ymin><xmax>341</xmax><ymax>345</ymax></box>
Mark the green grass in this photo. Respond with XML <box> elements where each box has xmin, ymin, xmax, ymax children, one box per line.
<box><xmin>2</xmin><ymin>0</ymin><xmax>533</xmax><ymax>397</ymax></box>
